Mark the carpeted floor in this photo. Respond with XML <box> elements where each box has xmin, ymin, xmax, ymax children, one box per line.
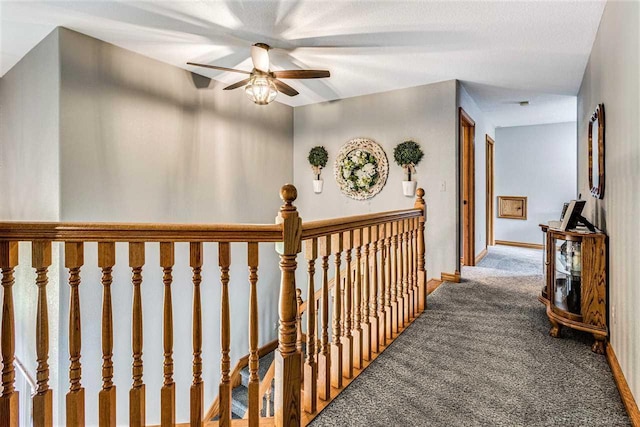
<box><xmin>310</xmin><ymin>245</ymin><xmax>629</xmax><ymax>426</ymax></box>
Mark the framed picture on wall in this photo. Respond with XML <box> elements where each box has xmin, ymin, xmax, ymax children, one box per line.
<box><xmin>498</xmin><ymin>196</ymin><xmax>527</xmax><ymax>220</ymax></box>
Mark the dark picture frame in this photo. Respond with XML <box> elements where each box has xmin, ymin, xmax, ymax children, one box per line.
<box><xmin>588</xmin><ymin>103</ymin><xmax>605</xmax><ymax>199</ymax></box>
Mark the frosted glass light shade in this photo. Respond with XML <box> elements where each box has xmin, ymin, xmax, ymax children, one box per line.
<box><xmin>245</xmin><ymin>76</ymin><xmax>277</xmax><ymax>105</ymax></box>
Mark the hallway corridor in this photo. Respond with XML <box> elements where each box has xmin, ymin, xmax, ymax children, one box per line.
<box><xmin>310</xmin><ymin>246</ymin><xmax>629</xmax><ymax>426</ymax></box>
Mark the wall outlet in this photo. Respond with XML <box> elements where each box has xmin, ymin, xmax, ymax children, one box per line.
<box><xmin>273</xmin><ymin>321</ymin><xmax>279</xmax><ymax>331</ymax></box>
<box><xmin>440</xmin><ymin>180</ymin><xmax>446</xmax><ymax>192</ymax></box>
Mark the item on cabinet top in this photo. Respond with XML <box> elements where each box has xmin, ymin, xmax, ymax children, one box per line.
<box><xmin>556</xmin><ymin>200</ymin><xmax>596</xmax><ymax>232</ymax></box>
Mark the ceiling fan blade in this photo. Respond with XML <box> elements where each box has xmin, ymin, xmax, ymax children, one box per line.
<box><xmin>272</xmin><ymin>70</ymin><xmax>330</xmax><ymax>79</ymax></box>
<box><xmin>272</xmin><ymin>79</ymin><xmax>299</xmax><ymax>97</ymax></box>
<box><xmin>223</xmin><ymin>78</ymin><xmax>251</xmax><ymax>91</ymax></box>
<box><xmin>187</xmin><ymin>62</ymin><xmax>251</xmax><ymax>75</ymax></box>
<box><xmin>251</xmin><ymin>44</ymin><xmax>270</xmax><ymax>73</ymax></box>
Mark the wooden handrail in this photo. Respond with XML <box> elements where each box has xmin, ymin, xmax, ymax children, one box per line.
<box><xmin>301</xmin><ymin>209</ymin><xmax>422</xmax><ymax>240</ymax></box>
<box><xmin>0</xmin><ymin>222</ymin><xmax>283</xmax><ymax>242</ymax></box>
<box><xmin>0</xmin><ymin>184</ymin><xmax>427</xmax><ymax>427</ymax></box>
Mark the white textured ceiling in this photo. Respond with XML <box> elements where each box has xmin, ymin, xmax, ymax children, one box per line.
<box><xmin>1</xmin><ymin>0</ymin><xmax>605</xmax><ymax>127</ymax></box>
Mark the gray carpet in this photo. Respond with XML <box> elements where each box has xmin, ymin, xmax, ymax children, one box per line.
<box><xmin>310</xmin><ymin>245</ymin><xmax>629</xmax><ymax>426</ymax></box>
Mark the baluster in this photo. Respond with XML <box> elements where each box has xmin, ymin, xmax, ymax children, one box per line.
<box><xmin>317</xmin><ymin>235</ymin><xmax>331</xmax><ymax>400</ymax></box>
<box><xmin>384</xmin><ymin>224</ymin><xmax>393</xmax><ymax>340</ymax></box>
<box><xmin>411</xmin><ymin>217</ymin><xmax>419</xmax><ymax>316</ymax></box>
<box><xmin>361</xmin><ymin>228</ymin><xmax>371</xmax><ymax>361</ymax></box>
<box><xmin>218</xmin><ymin>242</ymin><xmax>232</xmax><ymax>427</ymax></box>
<box><xmin>190</xmin><ymin>243</ymin><xmax>204</xmax><ymax>426</ymax></box>
<box><xmin>408</xmin><ymin>219</ymin><xmax>415</xmax><ymax>320</ymax></box>
<box><xmin>129</xmin><ymin>242</ymin><xmax>145</xmax><ymax>427</ymax></box>
<box><xmin>295</xmin><ymin>288</ymin><xmax>303</xmax><ymax>387</ymax></box>
<box><xmin>247</xmin><ymin>242</ymin><xmax>260</xmax><ymax>426</ymax></box>
<box><xmin>160</xmin><ymin>242</ymin><xmax>175</xmax><ymax>426</ymax></box>
<box><xmin>265</xmin><ymin>386</ymin><xmax>273</xmax><ymax>417</ymax></box>
<box><xmin>65</xmin><ymin>242</ymin><xmax>85</xmax><ymax>427</ymax></box>
<box><xmin>342</xmin><ymin>230</ymin><xmax>353</xmax><ymax>379</ymax></box>
<box><xmin>316</xmin><ymin>299</ymin><xmax>321</xmax><ymax>355</ymax></box>
<box><xmin>331</xmin><ymin>233</ymin><xmax>343</xmax><ymax>388</ymax></box>
<box><xmin>377</xmin><ymin>225</ymin><xmax>387</xmax><ymax>347</ymax></box>
<box><xmin>303</xmin><ymin>239</ymin><xmax>317</xmax><ymax>413</ymax></box>
<box><xmin>351</xmin><ymin>229</ymin><xmax>363</xmax><ymax>369</ymax></box>
<box><xmin>368</xmin><ymin>226</ymin><xmax>379</xmax><ymax>354</ymax></box>
<box><xmin>31</xmin><ymin>241</ymin><xmax>53</xmax><ymax>427</ymax></box>
<box><xmin>98</xmin><ymin>242</ymin><xmax>116</xmax><ymax>427</ymax></box>
<box><xmin>391</xmin><ymin>223</ymin><xmax>399</xmax><ymax>334</ymax></box>
<box><xmin>274</xmin><ymin>186</ymin><xmax>302</xmax><ymax>426</ymax></box>
<box><xmin>396</xmin><ymin>221</ymin><xmax>405</xmax><ymax>328</ymax></box>
<box><xmin>0</xmin><ymin>241</ymin><xmax>18</xmax><ymax>427</ymax></box>
<box><xmin>415</xmin><ymin>189</ymin><xmax>427</xmax><ymax>311</ymax></box>
<box><xmin>402</xmin><ymin>219</ymin><xmax>411</xmax><ymax>324</ymax></box>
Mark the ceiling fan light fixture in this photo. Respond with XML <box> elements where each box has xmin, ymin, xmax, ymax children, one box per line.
<box><xmin>245</xmin><ymin>75</ymin><xmax>278</xmax><ymax>105</ymax></box>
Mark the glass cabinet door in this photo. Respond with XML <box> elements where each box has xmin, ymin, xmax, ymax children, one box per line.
<box><xmin>551</xmin><ymin>235</ymin><xmax>582</xmax><ymax>315</ymax></box>
<box><xmin>542</xmin><ymin>230</ymin><xmax>548</xmax><ymax>299</ymax></box>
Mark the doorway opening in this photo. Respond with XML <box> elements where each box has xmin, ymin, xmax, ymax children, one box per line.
<box><xmin>459</xmin><ymin>108</ymin><xmax>476</xmax><ymax>267</ymax></box>
<box><xmin>486</xmin><ymin>135</ymin><xmax>495</xmax><ymax>248</ymax></box>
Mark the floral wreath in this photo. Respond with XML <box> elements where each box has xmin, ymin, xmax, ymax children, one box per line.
<box><xmin>334</xmin><ymin>138</ymin><xmax>389</xmax><ymax>200</ymax></box>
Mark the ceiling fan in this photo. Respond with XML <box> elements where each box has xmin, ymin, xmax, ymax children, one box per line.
<box><xmin>187</xmin><ymin>43</ymin><xmax>330</xmax><ymax>105</ymax></box>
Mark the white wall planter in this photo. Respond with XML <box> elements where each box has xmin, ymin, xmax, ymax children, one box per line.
<box><xmin>313</xmin><ymin>179</ymin><xmax>324</xmax><ymax>194</ymax></box>
<box><xmin>402</xmin><ymin>180</ymin><xmax>417</xmax><ymax>197</ymax></box>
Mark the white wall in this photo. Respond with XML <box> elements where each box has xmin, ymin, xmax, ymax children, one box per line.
<box><xmin>1</xmin><ymin>27</ymin><xmax>294</xmax><ymax>425</ymax></box>
<box><xmin>495</xmin><ymin>122</ymin><xmax>577</xmax><ymax>244</ymax></box>
<box><xmin>0</xmin><ymin>28</ymin><xmax>62</xmax><ymax>425</ymax></box>
<box><xmin>293</xmin><ymin>80</ymin><xmax>458</xmax><ymax>280</ymax></box>
<box><xmin>457</xmin><ymin>83</ymin><xmax>495</xmax><ymax>257</ymax></box>
<box><xmin>577</xmin><ymin>0</ymin><xmax>639</xmax><ymax>405</ymax></box>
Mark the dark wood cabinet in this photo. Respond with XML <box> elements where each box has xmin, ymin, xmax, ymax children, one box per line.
<box><xmin>539</xmin><ymin>224</ymin><xmax>608</xmax><ymax>354</ymax></box>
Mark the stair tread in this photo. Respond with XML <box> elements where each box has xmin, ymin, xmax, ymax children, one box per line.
<box><xmin>232</xmin><ymin>385</ymin><xmax>250</xmax><ymax>418</ymax></box>
<box><xmin>239</xmin><ymin>350</ymin><xmax>275</xmax><ymax>388</ymax></box>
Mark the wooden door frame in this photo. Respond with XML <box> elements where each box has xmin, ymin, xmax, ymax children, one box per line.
<box><xmin>459</xmin><ymin>107</ymin><xmax>475</xmax><ymax>267</ymax></box>
<box><xmin>486</xmin><ymin>135</ymin><xmax>495</xmax><ymax>247</ymax></box>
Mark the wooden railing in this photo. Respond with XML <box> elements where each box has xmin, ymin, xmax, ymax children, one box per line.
<box><xmin>0</xmin><ymin>184</ymin><xmax>426</xmax><ymax>427</ymax></box>
<box><xmin>293</xmin><ymin>190</ymin><xmax>427</xmax><ymax>423</ymax></box>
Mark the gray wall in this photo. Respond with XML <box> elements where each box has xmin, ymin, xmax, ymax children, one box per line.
<box><xmin>293</xmin><ymin>80</ymin><xmax>458</xmax><ymax>280</ymax></box>
<box><xmin>577</xmin><ymin>1</ymin><xmax>639</xmax><ymax>403</ymax></box>
<box><xmin>457</xmin><ymin>83</ymin><xmax>495</xmax><ymax>257</ymax></box>
<box><xmin>0</xmin><ymin>28</ymin><xmax>62</xmax><ymax>425</ymax></box>
<box><xmin>495</xmin><ymin>122</ymin><xmax>577</xmax><ymax>244</ymax></box>
<box><xmin>56</xmin><ymin>28</ymin><xmax>293</xmax><ymax>425</ymax></box>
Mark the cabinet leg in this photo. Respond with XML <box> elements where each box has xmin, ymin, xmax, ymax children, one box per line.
<box><xmin>591</xmin><ymin>337</ymin><xmax>606</xmax><ymax>355</ymax></box>
<box><xmin>549</xmin><ymin>318</ymin><xmax>561</xmax><ymax>338</ymax></box>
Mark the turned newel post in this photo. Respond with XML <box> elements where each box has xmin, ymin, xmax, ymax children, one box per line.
<box><xmin>414</xmin><ymin>188</ymin><xmax>427</xmax><ymax>311</ymax></box>
<box><xmin>275</xmin><ymin>184</ymin><xmax>302</xmax><ymax>427</ymax></box>
<box><xmin>0</xmin><ymin>241</ymin><xmax>19</xmax><ymax>427</ymax></box>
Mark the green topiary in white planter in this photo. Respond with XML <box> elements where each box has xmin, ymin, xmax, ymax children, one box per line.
<box><xmin>393</xmin><ymin>140</ymin><xmax>424</xmax><ymax>196</ymax></box>
<box><xmin>308</xmin><ymin>146</ymin><xmax>329</xmax><ymax>193</ymax></box>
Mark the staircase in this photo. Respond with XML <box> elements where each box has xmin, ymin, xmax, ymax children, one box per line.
<box><xmin>231</xmin><ymin>351</ymin><xmax>275</xmax><ymax>419</ymax></box>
